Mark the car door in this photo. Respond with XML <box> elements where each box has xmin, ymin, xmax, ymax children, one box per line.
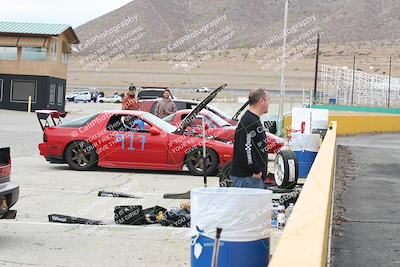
<box><xmin>114</xmin><ymin>115</ymin><xmax>168</xmax><ymax>167</ymax></box>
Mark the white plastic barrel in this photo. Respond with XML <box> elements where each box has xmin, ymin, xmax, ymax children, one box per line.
<box><xmin>190</xmin><ymin>187</ymin><xmax>273</xmax><ymax>267</ymax></box>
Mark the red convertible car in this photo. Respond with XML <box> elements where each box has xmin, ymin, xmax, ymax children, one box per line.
<box><xmin>164</xmin><ymin>109</ymin><xmax>284</xmax><ymax>154</ymax></box>
<box><xmin>38</xmin><ymin>85</ymin><xmax>233</xmax><ymax>176</ymax></box>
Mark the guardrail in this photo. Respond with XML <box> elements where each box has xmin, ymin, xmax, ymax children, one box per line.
<box><xmin>284</xmin><ymin>115</ymin><xmax>400</xmax><ymax>135</ymax></box>
<box><xmin>269</xmin><ymin>121</ymin><xmax>337</xmax><ymax>267</ymax></box>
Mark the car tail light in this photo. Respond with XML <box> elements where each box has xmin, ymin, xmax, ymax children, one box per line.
<box><xmin>0</xmin><ymin>147</ymin><xmax>11</xmax><ymax>183</ymax></box>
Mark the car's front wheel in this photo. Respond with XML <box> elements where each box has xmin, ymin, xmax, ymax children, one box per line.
<box><xmin>186</xmin><ymin>148</ymin><xmax>219</xmax><ymax>176</ymax></box>
<box><xmin>65</xmin><ymin>141</ymin><xmax>98</xmax><ymax>171</ymax></box>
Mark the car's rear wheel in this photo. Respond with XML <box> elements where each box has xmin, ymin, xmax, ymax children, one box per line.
<box><xmin>65</xmin><ymin>141</ymin><xmax>98</xmax><ymax>171</ymax></box>
<box><xmin>218</xmin><ymin>161</ymin><xmax>233</xmax><ymax>187</ymax></box>
<box><xmin>99</xmin><ymin>100</ymin><xmax>104</xmax><ymax>103</ymax></box>
<box><xmin>186</xmin><ymin>148</ymin><xmax>218</xmax><ymax>176</ymax></box>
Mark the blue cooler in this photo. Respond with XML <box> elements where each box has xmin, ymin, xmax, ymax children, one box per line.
<box><xmin>290</xmin><ymin>134</ymin><xmax>320</xmax><ymax>178</ymax></box>
<box><xmin>190</xmin><ymin>188</ymin><xmax>273</xmax><ymax>267</ymax></box>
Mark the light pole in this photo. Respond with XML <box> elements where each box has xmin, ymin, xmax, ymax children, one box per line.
<box><xmin>278</xmin><ymin>0</ymin><xmax>289</xmax><ymax>136</ymax></box>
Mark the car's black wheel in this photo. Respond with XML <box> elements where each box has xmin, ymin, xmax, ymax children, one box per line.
<box><xmin>274</xmin><ymin>150</ymin><xmax>298</xmax><ymax>189</ymax></box>
<box><xmin>218</xmin><ymin>161</ymin><xmax>233</xmax><ymax>187</ymax></box>
<box><xmin>99</xmin><ymin>100</ymin><xmax>104</xmax><ymax>103</ymax></box>
<box><xmin>115</xmin><ymin>100</ymin><xmax>121</xmax><ymax>103</ymax></box>
<box><xmin>186</xmin><ymin>148</ymin><xmax>219</xmax><ymax>176</ymax></box>
<box><xmin>65</xmin><ymin>141</ymin><xmax>98</xmax><ymax>171</ymax></box>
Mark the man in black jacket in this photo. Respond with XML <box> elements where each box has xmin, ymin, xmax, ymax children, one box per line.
<box><xmin>230</xmin><ymin>89</ymin><xmax>271</xmax><ymax>189</ymax></box>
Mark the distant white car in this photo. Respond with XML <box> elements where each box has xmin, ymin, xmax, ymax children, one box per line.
<box><xmin>65</xmin><ymin>92</ymin><xmax>79</xmax><ymax>101</ymax></box>
<box><xmin>98</xmin><ymin>95</ymin><xmax>122</xmax><ymax>103</ymax></box>
<box><xmin>74</xmin><ymin>91</ymin><xmax>92</xmax><ymax>102</ymax></box>
<box><xmin>195</xmin><ymin>87</ymin><xmax>210</xmax><ymax>93</ymax></box>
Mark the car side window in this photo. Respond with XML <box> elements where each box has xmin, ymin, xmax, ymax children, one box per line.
<box><xmin>106</xmin><ymin>115</ymin><xmax>150</xmax><ymax>132</ymax></box>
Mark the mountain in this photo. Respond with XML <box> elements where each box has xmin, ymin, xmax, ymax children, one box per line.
<box><xmin>74</xmin><ymin>0</ymin><xmax>400</xmax><ymax>55</ymax></box>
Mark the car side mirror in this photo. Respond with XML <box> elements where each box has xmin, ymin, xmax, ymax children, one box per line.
<box><xmin>149</xmin><ymin>126</ymin><xmax>161</xmax><ymax>136</ymax></box>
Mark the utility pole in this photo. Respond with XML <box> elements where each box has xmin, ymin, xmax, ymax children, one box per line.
<box><xmin>313</xmin><ymin>33</ymin><xmax>320</xmax><ymax>105</ymax></box>
<box><xmin>278</xmin><ymin>0</ymin><xmax>288</xmax><ymax>136</ymax></box>
<box><xmin>351</xmin><ymin>55</ymin><xmax>356</xmax><ymax>106</ymax></box>
<box><xmin>388</xmin><ymin>57</ymin><xmax>392</xmax><ymax>108</ymax></box>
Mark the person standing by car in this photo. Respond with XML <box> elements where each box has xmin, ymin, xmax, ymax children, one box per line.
<box><xmin>229</xmin><ymin>88</ymin><xmax>271</xmax><ymax>189</ymax></box>
<box><xmin>122</xmin><ymin>86</ymin><xmax>140</xmax><ymax>110</ymax></box>
<box><xmin>155</xmin><ymin>89</ymin><xmax>177</xmax><ymax>118</ymax></box>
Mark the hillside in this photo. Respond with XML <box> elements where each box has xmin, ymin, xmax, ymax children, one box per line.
<box><xmin>74</xmin><ymin>0</ymin><xmax>400</xmax><ymax>54</ymax></box>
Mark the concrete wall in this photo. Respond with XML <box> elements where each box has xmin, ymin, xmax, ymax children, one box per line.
<box><xmin>269</xmin><ymin>122</ymin><xmax>337</xmax><ymax>267</ymax></box>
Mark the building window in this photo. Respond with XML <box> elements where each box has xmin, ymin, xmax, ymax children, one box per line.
<box><xmin>21</xmin><ymin>47</ymin><xmax>47</xmax><ymax>61</ymax></box>
<box><xmin>10</xmin><ymin>80</ymin><xmax>37</xmax><ymax>103</ymax></box>
<box><xmin>62</xmin><ymin>53</ymin><xmax>68</xmax><ymax>64</ymax></box>
<box><xmin>49</xmin><ymin>83</ymin><xmax>56</xmax><ymax>104</ymax></box>
<box><xmin>51</xmin><ymin>40</ymin><xmax>58</xmax><ymax>62</ymax></box>
<box><xmin>0</xmin><ymin>47</ymin><xmax>17</xmax><ymax>60</ymax></box>
<box><xmin>57</xmin><ymin>84</ymin><xmax>63</xmax><ymax>105</ymax></box>
<box><xmin>0</xmin><ymin>80</ymin><xmax>3</xmax><ymax>102</ymax></box>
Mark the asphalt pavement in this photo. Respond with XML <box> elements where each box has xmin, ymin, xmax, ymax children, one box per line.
<box><xmin>331</xmin><ymin>134</ymin><xmax>400</xmax><ymax>267</ymax></box>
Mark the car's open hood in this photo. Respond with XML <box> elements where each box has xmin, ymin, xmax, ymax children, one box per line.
<box><xmin>180</xmin><ymin>84</ymin><xmax>227</xmax><ymax>129</ymax></box>
<box><xmin>231</xmin><ymin>100</ymin><xmax>249</xmax><ymax>122</ymax></box>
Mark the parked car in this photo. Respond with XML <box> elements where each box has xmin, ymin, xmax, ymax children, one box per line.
<box><xmin>137</xmin><ymin>87</ymin><xmax>173</xmax><ymax>100</ymax></box>
<box><xmin>195</xmin><ymin>87</ymin><xmax>210</xmax><ymax>93</ymax></box>
<box><xmin>37</xmin><ymin>84</ymin><xmax>233</xmax><ymax>176</ymax></box>
<box><xmin>98</xmin><ymin>95</ymin><xmax>122</xmax><ymax>103</ymax></box>
<box><xmin>74</xmin><ymin>91</ymin><xmax>92</xmax><ymax>102</ymax></box>
<box><xmin>65</xmin><ymin>92</ymin><xmax>79</xmax><ymax>102</ymax></box>
<box><xmin>140</xmin><ymin>99</ymin><xmax>237</xmax><ymax>125</ymax></box>
<box><xmin>164</xmin><ymin>109</ymin><xmax>284</xmax><ymax>154</ymax></box>
<box><xmin>0</xmin><ymin>147</ymin><xmax>19</xmax><ymax>219</ymax></box>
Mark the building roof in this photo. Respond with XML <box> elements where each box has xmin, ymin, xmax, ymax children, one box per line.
<box><xmin>0</xmin><ymin>21</ymin><xmax>79</xmax><ymax>44</ymax></box>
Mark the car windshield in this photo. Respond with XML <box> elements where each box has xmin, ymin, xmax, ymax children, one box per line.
<box><xmin>163</xmin><ymin>113</ymin><xmax>175</xmax><ymax>123</ymax></box>
<box><xmin>206</xmin><ymin>111</ymin><xmax>231</xmax><ymax>127</ymax></box>
<box><xmin>141</xmin><ymin>113</ymin><xmax>177</xmax><ymax>133</ymax></box>
<box><xmin>207</xmin><ymin>104</ymin><xmax>231</xmax><ymax>120</ymax></box>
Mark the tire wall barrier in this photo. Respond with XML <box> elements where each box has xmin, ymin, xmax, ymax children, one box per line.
<box><xmin>284</xmin><ymin>115</ymin><xmax>400</xmax><ymax>135</ymax></box>
<box><xmin>269</xmin><ymin>121</ymin><xmax>337</xmax><ymax>267</ymax></box>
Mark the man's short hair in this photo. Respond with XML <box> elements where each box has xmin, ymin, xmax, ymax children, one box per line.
<box><xmin>164</xmin><ymin>89</ymin><xmax>171</xmax><ymax>94</ymax></box>
<box><xmin>249</xmin><ymin>88</ymin><xmax>268</xmax><ymax>105</ymax></box>
<box><xmin>129</xmin><ymin>85</ymin><xmax>136</xmax><ymax>92</ymax></box>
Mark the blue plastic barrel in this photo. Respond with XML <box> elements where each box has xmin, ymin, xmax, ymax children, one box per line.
<box><xmin>191</xmin><ymin>234</ymin><xmax>269</xmax><ymax>267</ymax></box>
<box><xmin>294</xmin><ymin>150</ymin><xmax>318</xmax><ymax>178</ymax></box>
<box><xmin>190</xmin><ymin>188</ymin><xmax>273</xmax><ymax>267</ymax></box>
<box><xmin>328</xmin><ymin>98</ymin><xmax>336</xmax><ymax>105</ymax></box>
<box><xmin>290</xmin><ymin>134</ymin><xmax>320</xmax><ymax>178</ymax></box>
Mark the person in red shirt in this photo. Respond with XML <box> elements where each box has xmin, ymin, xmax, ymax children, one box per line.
<box><xmin>122</xmin><ymin>86</ymin><xmax>140</xmax><ymax>110</ymax></box>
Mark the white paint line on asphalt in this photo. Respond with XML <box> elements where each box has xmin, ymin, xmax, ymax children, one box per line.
<box><xmin>0</xmin><ymin>220</ymin><xmax>190</xmax><ymax>231</ymax></box>
<box><xmin>21</xmin><ymin>188</ymin><xmax>168</xmax><ymax>196</ymax></box>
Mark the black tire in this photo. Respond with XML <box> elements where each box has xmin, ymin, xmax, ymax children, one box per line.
<box><xmin>186</xmin><ymin>148</ymin><xmax>219</xmax><ymax>176</ymax></box>
<box><xmin>99</xmin><ymin>100</ymin><xmax>104</xmax><ymax>103</ymax></box>
<box><xmin>218</xmin><ymin>161</ymin><xmax>233</xmax><ymax>187</ymax></box>
<box><xmin>115</xmin><ymin>100</ymin><xmax>121</xmax><ymax>103</ymax></box>
<box><xmin>65</xmin><ymin>141</ymin><xmax>98</xmax><ymax>171</ymax></box>
<box><xmin>274</xmin><ymin>150</ymin><xmax>298</xmax><ymax>189</ymax></box>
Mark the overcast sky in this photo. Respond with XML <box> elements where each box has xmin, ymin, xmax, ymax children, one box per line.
<box><xmin>0</xmin><ymin>0</ymin><xmax>133</xmax><ymax>28</ymax></box>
